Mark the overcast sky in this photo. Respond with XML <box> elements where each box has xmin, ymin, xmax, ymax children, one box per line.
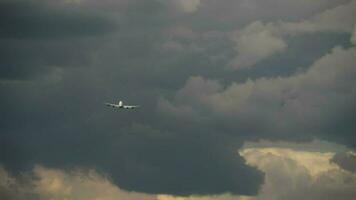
<box><xmin>0</xmin><ymin>0</ymin><xmax>356</xmax><ymax>199</ymax></box>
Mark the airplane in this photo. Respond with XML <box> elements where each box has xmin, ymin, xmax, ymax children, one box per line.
<box><xmin>105</xmin><ymin>100</ymin><xmax>139</xmax><ymax>109</ymax></box>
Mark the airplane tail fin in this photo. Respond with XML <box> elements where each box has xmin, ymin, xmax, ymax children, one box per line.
<box><xmin>118</xmin><ymin>100</ymin><xmax>123</xmax><ymax>107</ymax></box>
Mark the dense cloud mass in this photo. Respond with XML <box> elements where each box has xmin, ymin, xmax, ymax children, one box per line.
<box><xmin>1</xmin><ymin>140</ymin><xmax>355</xmax><ymax>200</ymax></box>
<box><xmin>239</xmin><ymin>142</ymin><xmax>356</xmax><ymax>200</ymax></box>
<box><xmin>0</xmin><ymin>165</ymin><xmax>156</xmax><ymax>200</ymax></box>
<box><xmin>161</xmin><ymin>46</ymin><xmax>356</xmax><ymax>145</ymax></box>
<box><xmin>0</xmin><ymin>0</ymin><xmax>118</xmax><ymax>39</ymax></box>
<box><xmin>0</xmin><ymin>0</ymin><xmax>356</xmax><ymax>198</ymax></box>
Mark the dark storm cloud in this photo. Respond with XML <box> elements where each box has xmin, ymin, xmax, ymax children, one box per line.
<box><xmin>1</xmin><ymin>0</ymin><xmax>356</xmax><ymax>198</ymax></box>
<box><xmin>0</xmin><ymin>37</ymin><xmax>101</xmax><ymax>80</ymax></box>
<box><xmin>331</xmin><ymin>152</ymin><xmax>356</xmax><ymax>172</ymax></box>
<box><xmin>0</xmin><ymin>0</ymin><xmax>118</xmax><ymax>39</ymax></box>
<box><xmin>0</xmin><ymin>46</ymin><xmax>264</xmax><ymax>196</ymax></box>
<box><xmin>103</xmin><ymin>124</ymin><xmax>263</xmax><ymax>195</ymax></box>
<box><xmin>0</xmin><ymin>69</ymin><xmax>263</xmax><ymax>195</ymax></box>
<box><xmin>0</xmin><ymin>0</ymin><xmax>118</xmax><ymax>80</ymax></box>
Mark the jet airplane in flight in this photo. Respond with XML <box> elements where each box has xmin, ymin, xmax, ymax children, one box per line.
<box><xmin>105</xmin><ymin>100</ymin><xmax>139</xmax><ymax>109</ymax></box>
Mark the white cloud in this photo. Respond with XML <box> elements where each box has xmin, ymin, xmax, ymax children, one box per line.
<box><xmin>0</xmin><ymin>165</ymin><xmax>156</xmax><ymax>200</ymax></box>
<box><xmin>239</xmin><ymin>143</ymin><xmax>356</xmax><ymax>200</ymax></box>
<box><xmin>33</xmin><ymin>166</ymin><xmax>155</xmax><ymax>200</ymax></box>
<box><xmin>242</xmin><ymin>139</ymin><xmax>349</xmax><ymax>153</ymax></box>
<box><xmin>0</xmin><ymin>165</ymin><xmax>251</xmax><ymax>200</ymax></box>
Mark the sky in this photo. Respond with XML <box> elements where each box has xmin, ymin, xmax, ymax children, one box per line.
<box><xmin>0</xmin><ymin>0</ymin><xmax>356</xmax><ymax>199</ymax></box>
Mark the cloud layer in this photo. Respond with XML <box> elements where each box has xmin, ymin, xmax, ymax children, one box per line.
<box><xmin>1</xmin><ymin>140</ymin><xmax>355</xmax><ymax>200</ymax></box>
<box><xmin>240</xmin><ymin>143</ymin><xmax>356</xmax><ymax>200</ymax></box>
<box><xmin>229</xmin><ymin>0</ymin><xmax>356</xmax><ymax>69</ymax></box>
<box><xmin>161</xmin><ymin>45</ymin><xmax>356</xmax><ymax>145</ymax></box>
<box><xmin>0</xmin><ymin>0</ymin><xmax>356</xmax><ymax>197</ymax></box>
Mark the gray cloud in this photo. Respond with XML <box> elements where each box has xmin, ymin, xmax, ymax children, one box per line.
<box><xmin>161</xmin><ymin>46</ymin><xmax>356</xmax><ymax>145</ymax></box>
<box><xmin>0</xmin><ymin>0</ymin><xmax>118</xmax><ymax>39</ymax></box>
<box><xmin>229</xmin><ymin>21</ymin><xmax>287</xmax><ymax>69</ymax></box>
<box><xmin>331</xmin><ymin>152</ymin><xmax>356</xmax><ymax>172</ymax></box>
<box><xmin>108</xmin><ymin>124</ymin><xmax>263</xmax><ymax>195</ymax></box>
<box><xmin>352</xmin><ymin>26</ymin><xmax>356</xmax><ymax>44</ymax></box>
<box><xmin>0</xmin><ymin>0</ymin><xmax>119</xmax><ymax>80</ymax></box>
<box><xmin>228</xmin><ymin>0</ymin><xmax>356</xmax><ymax>69</ymax></box>
<box><xmin>1</xmin><ymin>0</ymin><xmax>356</xmax><ymax>197</ymax></box>
<box><xmin>193</xmin><ymin>0</ymin><xmax>350</xmax><ymax>31</ymax></box>
<box><xmin>2</xmin><ymin>140</ymin><xmax>355</xmax><ymax>200</ymax></box>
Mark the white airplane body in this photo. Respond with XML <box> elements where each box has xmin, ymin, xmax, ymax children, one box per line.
<box><xmin>105</xmin><ymin>100</ymin><xmax>139</xmax><ymax>110</ymax></box>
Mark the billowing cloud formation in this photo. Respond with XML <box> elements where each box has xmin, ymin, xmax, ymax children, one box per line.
<box><xmin>156</xmin><ymin>141</ymin><xmax>356</xmax><ymax>200</ymax></box>
<box><xmin>229</xmin><ymin>0</ymin><xmax>356</xmax><ymax>69</ymax></box>
<box><xmin>1</xmin><ymin>0</ymin><xmax>356</xmax><ymax>198</ymax></box>
<box><xmin>240</xmin><ymin>144</ymin><xmax>356</xmax><ymax>200</ymax></box>
<box><xmin>0</xmin><ymin>164</ymin><xmax>252</xmax><ymax>200</ymax></box>
<box><xmin>0</xmin><ymin>165</ymin><xmax>155</xmax><ymax>200</ymax></box>
<box><xmin>161</xmin><ymin>45</ymin><xmax>356</xmax><ymax>145</ymax></box>
<box><xmin>229</xmin><ymin>21</ymin><xmax>287</xmax><ymax>69</ymax></box>
<box><xmin>3</xmin><ymin>140</ymin><xmax>355</xmax><ymax>200</ymax></box>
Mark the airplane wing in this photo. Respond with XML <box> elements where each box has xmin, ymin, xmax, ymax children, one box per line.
<box><xmin>105</xmin><ymin>103</ymin><xmax>119</xmax><ymax>108</ymax></box>
<box><xmin>123</xmin><ymin>105</ymin><xmax>140</xmax><ymax>109</ymax></box>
